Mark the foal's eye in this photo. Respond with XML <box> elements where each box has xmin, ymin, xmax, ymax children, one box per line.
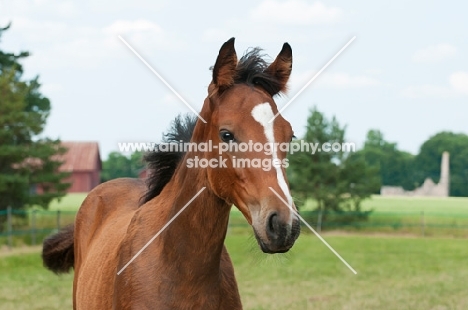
<box><xmin>219</xmin><ymin>130</ymin><xmax>235</xmax><ymax>142</ymax></box>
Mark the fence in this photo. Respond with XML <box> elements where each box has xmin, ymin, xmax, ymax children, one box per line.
<box><xmin>228</xmin><ymin>210</ymin><xmax>468</xmax><ymax>237</ymax></box>
<box><xmin>2</xmin><ymin>208</ymin><xmax>468</xmax><ymax>248</ymax></box>
<box><xmin>0</xmin><ymin>207</ymin><xmax>76</xmax><ymax>248</ymax></box>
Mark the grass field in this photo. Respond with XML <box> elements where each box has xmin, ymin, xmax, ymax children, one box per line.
<box><xmin>2</xmin><ymin>194</ymin><xmax>467</xmax><ymax>248</ymax></box>
<box><xmin>363</xmin><ymin>195</ymin><xmax>468</xmax><ymax>213</ymax></box>
<box><xmin>229</xmin><ymin>195</ymin><xmax>468</xmax><ymax>238</ymax></box>
<box><xmin>299</xmin><ymin>195</ymin><xmax>468</xmax><ymax>214</ymax></box>
<box><xmin>47</xmin><ymin>194</ymin><xmax>468</xmax><ymax>214</ymax></box>
<box><xmin>1</xmin><ymin>233</ymin><xmax>468</xmax><ymax>309</ymax></box>
<box><xmin>361</xmin><ymin>196</ymin><xmax>468</xmax><ymax>237</ymax></box>
<box><xmin>47</xmin><ymin>193</ymin><xmax>87</xmax><ymax>211</ymax></box>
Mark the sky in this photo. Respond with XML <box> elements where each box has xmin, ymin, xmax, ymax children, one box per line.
<box><xmin>1</xmin><ymin>0</ymin><xmax>467</xmax><ymax>158</ymax></box>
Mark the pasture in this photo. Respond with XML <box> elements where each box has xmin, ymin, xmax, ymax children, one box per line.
<box><xmin>300</xmin><ymin>195</ymin><xmax>468</xmax><ymax>213</ymax></box>
<box><xmin>47</xmin><ymin>193</ymin><xmax>87</xmax><ymax>211</ymax></box>
<box><xmin>2</xmin><ymin>194</ymin><xmax>468</xmax><ymax>248</ymax></box>
<box><xmin>46</xmin><ymin>193</ymin><xmax>468</xmax><ymax>213</ymax></box>
<box><xmin>1</xmin><ymin>233</ymin><xmax>468</xmax><ymax>309</ymax></box>
<box><xmin>231</xmin><ymin>195</ymin><xmax>468</xmax><ymax>238</ymax></box>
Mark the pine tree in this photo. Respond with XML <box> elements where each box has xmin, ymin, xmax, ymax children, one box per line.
<box><xmin>288</xmin><ymin>107</ymin><xmax>378</xmax><ymax>226</ymax></box>
<box><xmin>0</xmin><ymin>24</ymin><xmax>70</xmax><ymax>228</ymax></box>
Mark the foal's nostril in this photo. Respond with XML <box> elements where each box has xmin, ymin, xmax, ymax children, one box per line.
<box><xmin>266</xmin><ymin>212</ymin><xmax>279</xmax><ymax>239</ymax></box>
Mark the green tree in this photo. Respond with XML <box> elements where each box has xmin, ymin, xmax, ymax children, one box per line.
<box><xmin>341</xmin><ymin>153</ymin><xmax>381</xmax><ymax>211</ymax></box>
<box><xmin>101</xmin><ymin>151</ymin><xmax>145</xmax><ymax>182</ymax></box>
<box><xmin>288</xmin><ymin>108</ymin><xmax>342</xmax><ymax>207</ymax></box>
<box><xmin>0</xmin><ymin>24</ymin><xmax>70</xmax><ymax>225</ymax></box>
<box><xmin>288</xmin><ymin>107</ymin><xmax>377</xmax><ymax>226</ymax></box>
<box><xmin>414</xmin><ymin>132</ymin><xmax>468</xmax><ymax>197</ymax></box>
<box><xmin>356</xmin><ymin>130</ymin><xmax>415</xmax><ymax>191</ymax></box>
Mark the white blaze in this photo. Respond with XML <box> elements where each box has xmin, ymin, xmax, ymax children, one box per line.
<box><xmin>251</xmin><ymin>102</ymin><xmax>294</xmax><ymax>212</ymax></box>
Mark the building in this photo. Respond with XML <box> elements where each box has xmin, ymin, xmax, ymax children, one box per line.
<box><xmin>60</xmin><ymin>142</ymin><xmax>102</xmax><ymax>193</ymax></box>
<box><xmin>381</xmin><ymin>152</ymin><xmax>450</xmax><ymax>197</ymax></box>
<box><xmin>138</xmin><ymin>168</ymin><xmax>148</xmax><ymax>179</ymax></box>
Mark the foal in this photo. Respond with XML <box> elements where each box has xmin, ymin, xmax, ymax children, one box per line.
<box><xmin>42</xmin><ymin>38</ymin><xmax>300</xmax><ymax>309</ymax></box>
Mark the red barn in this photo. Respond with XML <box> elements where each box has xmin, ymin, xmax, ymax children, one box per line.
<box><xmin>60</xmin><ymin>142</ymin><xmax>102</xmax><ymax>193</ymax></box>
<box><xmin>138</xmin><ymin>168</ymin><xmax>148</xmax><ymax>179</ymax></box>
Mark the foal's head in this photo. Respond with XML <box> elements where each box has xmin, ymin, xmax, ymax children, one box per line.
<box><xmin>194</xmin><ymin>38</ymin><xmax>300</xmax><ymax>253</ymax></box>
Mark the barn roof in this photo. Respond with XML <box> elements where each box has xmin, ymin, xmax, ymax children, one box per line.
<box><xmin>60</xmin><ymin>141</ymin><xmax>102</xmax><ymax>172</ymax></box>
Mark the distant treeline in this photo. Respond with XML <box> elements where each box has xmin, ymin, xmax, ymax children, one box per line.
<box><xmin>354</xmin><ymin>130</ymin><xmax>468</xmax><ymax>197</ymax></box>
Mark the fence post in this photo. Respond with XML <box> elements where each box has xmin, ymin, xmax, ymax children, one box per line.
<box><xmin>317</xmin><ymin>205</ymin><xmax>323</xmax><ymax>233</ymax></box>
<box><xmin>31</xmin><ymin>210</ymin><xmax>37</xmax><ymax>246</ymax></box>
<box><xmin>421</xmin><ymin>211</ymin><xmax>425</xmax><ymax>237</ymax></box>
<box><xmin>7</xmin><ymin>206</ymin><xmax>12</xmax><ymax>249</ymax></box>
<box><xmin>57</xmin><ymin>210</ymin><xmax>61</xmax><ymax>230</ymax></box>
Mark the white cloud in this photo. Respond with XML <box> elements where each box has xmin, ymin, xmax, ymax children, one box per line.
<box><xmin>402</xmin><ymin>71</ymin><xmax>468</xmax><ymax>98</ymax></box>
<box><xmin>2</xmin><ymin>17</ymin><xmax>99</xmax><ymax>46</ymax></box>
<box><xmin>5</xmin><ymin>18</ymin><xmax>185</xmax><ymax>71</ymax></box>
<box><xmin>364</xmin><ymin>68</ymin><xmax>383</xmax><ymax>76</ymax></box>
<box><xmin>412</xmin><ymin>44</ymin><xmax>457</xmax><ymax>63</ymax></box>
<box><xmin>250</xmin><ymin>0</ymin><xmax>344</xmax><ymax>25</ymax></box>
<box><xmin>321</xmin><ymin>73</ymin><xmax>380</xmax><ymax>88</ymax></box>
<box><xmin>201</xmin><ymin>0</ymin><xmax>343</xmax><ymax>43</ymax></box>
<box><xmin>103</xmin><ymin>19</ymin><xmax>185</xmax><ymax>53</ymax></box>
<box><xmin>0</xmin><ymin>0</ymin><xmax>80</xmax><ymax>21</ymax></box>
<box><xmin>290</xmin><ymin>71</ymin><xmax>379</xmax><ymax>90</ymax></box>
<box><xmin>201</xmin><ymin>28</ymin><xmax>230</xmax><ymax>43</ymax></box>
<box><xmin>449</xmin><ymin>71</ymin><xmax>468</xmax><ymax>95</ymax></box>
<box><xmin>401</xmin><ymin>85</ymin><xmax>453</xmax><ymax>99</ymax></box>
<box><xmin>5</xmin><ymin>18</ymin><xmax>107</xmax><ymax>70</ymax></box>
<box><xmin>88</xmin><ymin>0</ymin><xmax>165</xmax><ymax>13</ymax></box>
<box><xmin>103</xmin><ymin>20</ymin><xmax>162</xmax><ymax>35</ymax></box>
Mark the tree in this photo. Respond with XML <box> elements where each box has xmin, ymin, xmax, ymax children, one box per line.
<box><xmin>288</xmin><ymin>107</ymin><xmax>378</xmax><ymax>226</ymax></box>
<box><xmin>340</xmin><ymin>153</ymin><xmax>380</xmax><ymax>211</ymax></box>
<box><xmin>289</xmin><ymin>108</ymin><xmax>342</xmax><ymax>209</ymax></box>
<box><xmin>356</xmin><ymin>130</ymin><xmax>416</xmax><ymax>191</ymax></box>
<box><xmin>0</xmin><ymin>24</ymin><xmax>70</xmax><ymax>225</ymax></box>
<box><xmin>414</xmin><ymin>132</ymin><xmax>468</xmax><ymax>197</ymax></box>
<box><xmin>101</xmin><ymin>151</ymin><xmax>145</xmax><ymax>182</ymax></box>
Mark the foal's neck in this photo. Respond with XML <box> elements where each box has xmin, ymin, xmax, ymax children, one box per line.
<box><xmin>157</xmin><ymin>162</ymin><xmax>231</xmax><ymax>275</ymax></box>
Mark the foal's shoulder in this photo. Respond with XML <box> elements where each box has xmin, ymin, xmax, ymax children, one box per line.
<box><xmin>77</xmin><ymin>178</ymin><xmax>146</xmax><ymax>218</ymax></box>
<box><xmin>90</xmin><ymin>178</ymin><xmax>146</xmax><ymax>200</ymax></box>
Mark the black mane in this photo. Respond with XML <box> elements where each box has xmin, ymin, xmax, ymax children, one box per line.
<box><xmin>234</xmin><ymin>47</ymin><xmax>284</xmax><ymax>96</ymax></box>
<box><xmin>141</xmin><ymin>114</ymin><xmax>197</xmax><ymax>204</ymax></box>
<box><xmin>142</xmin><ymin>48</ymin><xmax>282</xmax><ymax>203</ymax></box>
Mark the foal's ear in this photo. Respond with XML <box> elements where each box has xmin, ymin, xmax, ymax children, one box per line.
<box><xmin>212</xmin><ymin>37</ymin><xmax>237</xmax><ymax>91</ymax></box>
<box><xmin>265</xmin><ymin>43</ymin><xmax>292</xmax><ymax>93</ymax></box>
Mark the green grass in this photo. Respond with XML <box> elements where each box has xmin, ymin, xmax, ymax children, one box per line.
<box><xmin>361</xmin><ymin>196</ymin><xmax>468</xmax><ymax>237</ymax></box>
<box><xmin>45</xmin><ymin>194</ymin><xmax>468</xmax><ymax>214</ymax></box>
<box><xmin>287</xmin><ymin>195</ymin><xmax>468</xmax><ymax>238</ymax></box>
<box><xmin>1</xmin><ymin>234</ymin><xmax>468</xmax><ymax>309</ymax></box>
<box><xmin>2</xmin><ymin>194</ymin><xmax>467</xmax><ymax>248</ymax></box>
<box><xmin>300</xmin><ymin>195</ymin><xmax>468</xmax><ymax>214</ymax></box>
<box><xmin>46</xmin><ymin>193</ymin><xmax>468</xmax><ymax>216</ymax></box>
<box><xmin>232</xmin><ymin>233</ymin><xmax>468</xmax><ymax>309</ymax></box>
<box><xmin>0</xmin><ymin>193</ymin><xmax>84</xmax><ymax>246</ymax></box>
<box><xmin>0</xmin><ymin>247</ymin><xmax>73</xmax><ymax>309</ymax></box>
<box><xmin>363</xmin><ymin>195</ymin><xmax>468</xmax><ymax>214</ymax></box>
<box><xmin>47</xmin><ymin>193</ymin><xmax>87</xmax><ymax>211</ymax></box>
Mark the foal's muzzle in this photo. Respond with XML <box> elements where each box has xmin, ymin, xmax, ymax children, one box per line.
<box><xmin>254</xmin><ymin>213</ymin><xmax>301</xmax><ymax>254</ymax></box>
